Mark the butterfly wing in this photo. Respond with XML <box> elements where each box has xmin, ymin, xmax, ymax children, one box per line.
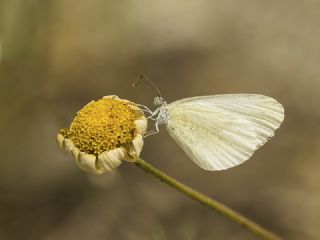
<box><xmin>166</xmin><ymin>94</ymin><xmax>284</xmax><ymax>170</ymax></box>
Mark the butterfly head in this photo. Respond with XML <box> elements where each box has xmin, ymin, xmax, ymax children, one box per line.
<box><xmin>153</xmin><ymin>96</ymin><xmax>166</xmax><ymax>107</ymax></box>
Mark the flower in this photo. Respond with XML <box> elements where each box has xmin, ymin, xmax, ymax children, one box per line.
<box><xmin>57</xmin><ymin>95</ymin><xmax>147</xmax><ymax>174</ymax></box>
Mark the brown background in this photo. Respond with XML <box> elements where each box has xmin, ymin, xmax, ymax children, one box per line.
<box><xmin>0</xmin><ymin>1</ymin><xmax>319</xmax><ymax>239</ymax></box>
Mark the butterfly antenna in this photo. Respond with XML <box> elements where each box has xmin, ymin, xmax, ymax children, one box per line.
<box><xmin>132</xmin><ymin>75</ymin><xmax>162</xmax><ymax>97</ymax></box>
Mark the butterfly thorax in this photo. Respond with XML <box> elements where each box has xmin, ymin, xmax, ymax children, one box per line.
<box><xmin>153</xmin><ymin>96</ymin><xmax>168</xmax><ymax>126</ymax></box>
<box><xmin>156</xmin><ymin>105</ymin><xmax>168</xmax><ymax>126</ymax></box>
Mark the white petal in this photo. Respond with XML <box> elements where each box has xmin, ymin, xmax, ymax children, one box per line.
<box><xmin>97</xmin><ymin>148</ymin><xmax>125</xmax><ymax>172</ymax></box>
<box><xmin>127</xmin><ymin>134</ymin><xmax>144</xmax><ymax>161</ymax></box>
<box><xmin>62</xmin><ymin>138</ymin><xmax>74</xmax><ymax>153</ymax></box>
<box><xmin>134</xmin><ymin>118</ymin><xmax>148</xmax><ymax>135</ymax></box>
<box><xmin>71</xmin><ymin>147</ymin><xmax>80</xmax><ymax>160</ymax></box>
<box><xmin>103</xmin><ymin>95</ymin><xmax>119</xmax><ymax>100</ymax></box>
<box><xmin>77</xmin><ymin>152</ymin><xmax>103</xmax><ymax>174</ymax></box>
<box><xmin>56</xmin><ymin>134</ymin><xmax>64</xmax><ymax>148</ymax></box>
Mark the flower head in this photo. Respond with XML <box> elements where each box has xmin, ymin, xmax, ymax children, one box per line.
<box><xmin>57</xmin><ymin>95</ymin><xmax>147</xmax><ymax>174</ymax></box>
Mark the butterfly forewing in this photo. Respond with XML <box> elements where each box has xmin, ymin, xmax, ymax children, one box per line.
<box><xmin>166</xmin><ymin>94</ymin><xmax>284</xmax><ymax>170</ymax></box>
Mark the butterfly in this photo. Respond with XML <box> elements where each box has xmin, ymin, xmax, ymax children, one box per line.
<box><xmin>137</xmin><ymin>77</ymin><xmax>284</xmax><ymax>171</ymax></box>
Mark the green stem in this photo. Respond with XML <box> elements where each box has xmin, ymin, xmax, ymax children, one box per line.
<box><xmin>135</xmin><ymin>158</ymin><xmax>282</xmax><ymax>240</ymax></box>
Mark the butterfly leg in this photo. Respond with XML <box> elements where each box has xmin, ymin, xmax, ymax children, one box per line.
<box><xmin>146</xmin><ymin>108</ymin><xmax>161</xmax><ymax>121</ymax></box>
<box><xmin>143</xmin><ymin>119</ymin><xmax>161</xmax><ymax>138</ymax></box>
<box><xmin>136</xmin><ymin>104</ymin><xmax>158</xmax><ymax>120</ymax></box>
<box><xmin>136</xmin><ymin>104</ymin><xmax>153</xmax><ymax>114</ymax></box>
<box><xmin>144</xmin><ymin>128</ymin><xmax>160</xmax><ymax>137</ymax></box>
<box><xmin>138</xmin><ymin>106</ymin><xmax>164</xmax><ymax>137</ymax></box>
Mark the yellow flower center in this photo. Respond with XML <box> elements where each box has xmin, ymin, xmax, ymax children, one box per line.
<box><xmin>60</xmin><ymin>98</ymin><xmax>139</xmax><ymax>155</ymax></box>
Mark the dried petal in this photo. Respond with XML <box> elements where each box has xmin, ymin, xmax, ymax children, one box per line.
<box><xmin>71</xmin><ymin>147</ymin><xmax>80</xmax><ymax>160</ymax></box>
<box><xmin>77</xmin><ymin>152</ymin><xmax>102</xmax><ymax>174</ymax></box>
<box><xmin>97</xmin><ymin>148</ymin><xmax>125</xmax><ymax>172</ymax></box>
<box><xmin>62</xmin><ymin>138</ymin><xmax>74</xmax><ymax>152</ymax></box>
<box><xmin>126</xmin><ymin>134</ymin><xmax>144</xmax><ymax>161</ymax></box>
<box><xmin>134</xmin><ymin>118</ymin><xmax>148</xmax><ymax>135</ymax></box>
<box><xmin>56</xmin><ymin>134</ymin><xmax>64</xmax><ymax>148</ymax></box>
<box><xmin>103</xmin><ymin>95</ymin><xmax>119</xmax><ymax>100</ymax></box>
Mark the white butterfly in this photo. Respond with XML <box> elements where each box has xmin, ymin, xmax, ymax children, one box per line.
<box><xmin>139</xmin><ymin>93</ymin><xmax>284</xmax><ymax>171</ymax></box>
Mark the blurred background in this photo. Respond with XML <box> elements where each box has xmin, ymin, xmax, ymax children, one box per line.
<box><xmin>0</xmin><ymin>0</ymin><xmax>319</xmax><ymax>239</ymax></box>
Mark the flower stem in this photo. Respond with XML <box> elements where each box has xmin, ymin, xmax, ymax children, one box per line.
<box><xmin>135</xmin><ymin>158</ymin><xmax>282</xmax><ymax>240</ymax></box>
